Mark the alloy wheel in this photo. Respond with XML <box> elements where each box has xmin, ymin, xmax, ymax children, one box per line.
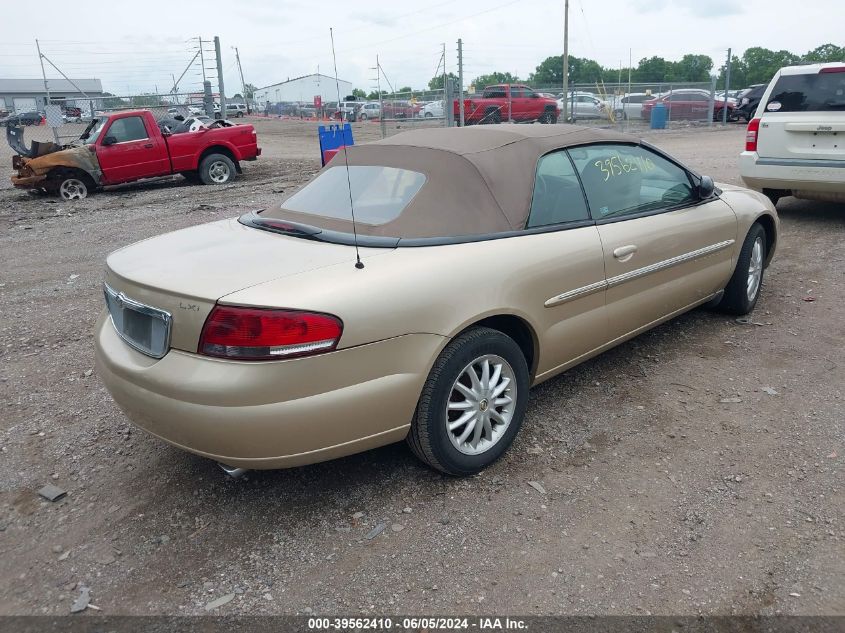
<box><xmin>59</xmin><ymin>178</ymin><xmax>88</xmax><ymax>200</ymax></box>
<box><xmin>746</xmin><ymin>236</ymin><xmax>763</xmax><ymax>301</ymax></box>
<box><xmin>208</xmin><ymin>160</ymin><xmax>231</xmax><ymax>183</ymax></box>
<box><xmin>445</xmin><ymin>354</ymin><xmax>517</xmax><ymax>455</ymax></box>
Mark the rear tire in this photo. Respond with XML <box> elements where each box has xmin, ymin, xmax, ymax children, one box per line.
<box><xmin>198</xmin><ymin>153</ymin><xmax>236</xmax><ymax>185</ymax></box>
<box><xmin>716</xmin><ymin>223</ymin><xmax>767</xmax><ymax>315</ymax></box>
<box><xmin>407</xmin><ymin>327</ymin><xmax>530</xmax><ymax>476</ymax></box>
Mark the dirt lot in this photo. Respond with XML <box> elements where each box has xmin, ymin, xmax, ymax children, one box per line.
<box><xmin>0</xmin><ymin>118</ymin><xmax>842</xmax><ymax>617</ymax></box>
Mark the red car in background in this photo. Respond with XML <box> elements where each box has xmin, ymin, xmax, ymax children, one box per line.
<box><xmin>11</xmin><ymin>109</ymin><xmax>260</xmax><ymax>199</ymax></box>
<box><xmin>381</xmin><ymin>100</ymin><xmax>420</xmax><ymax>119</ymax></box>
<box><xmin>641</xmin><ymin>89</ymin><xmax>737</xmax><ymax>121</ymax></box>
<box><xmin>455</xmin><ymin>84</ymin><xmax>559</xmax><ymax>124</ymax></box>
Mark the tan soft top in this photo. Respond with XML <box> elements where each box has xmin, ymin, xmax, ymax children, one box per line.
<box><xmin>263</xmin><ymin>124</ymin><xmax>640</xmax><ymax>239</ymax></box>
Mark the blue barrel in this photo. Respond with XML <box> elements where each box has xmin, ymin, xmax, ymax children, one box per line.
<box><xmin>650</xmin><ymin>102</ymin><xmax>667</xmax><ymax>129</ymax></box>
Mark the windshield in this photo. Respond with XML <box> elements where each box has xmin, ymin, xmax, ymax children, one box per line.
<box><xmin>80</xmin><ymin>117</ymin><xmax>107</xmax><ymax>145</ymax></box>
<box><xmin>278</xmin><ymin>166</ymin><xmax>426</xmax><ymax>226</ymax></box>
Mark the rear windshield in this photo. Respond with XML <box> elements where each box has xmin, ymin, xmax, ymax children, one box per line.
<box><xmin>280</xmin><ymin>165</ymin><xmax>426</xmax><ymax>225</ymax></box>
<box><xmin>765</xmin><ymin>70</ymin><xmax>845</xmax><ymax>112</ymax></box>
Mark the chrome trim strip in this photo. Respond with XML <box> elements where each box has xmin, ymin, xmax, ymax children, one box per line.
<box><xmin>607</xmin><ymin>239</ymin><xmax>735</xmax><ymax>288</ymax></box>
<box><xmin>543</xmin><ymin>239</ymin><xmax>735</xmax><ymax>308</ymax></box>
<box><xmin>103</xmin><ymin>283</ymin><xmax>172</xmax><ymax>359</ymax></box>
<box><xmin>756</xmin><ymin>158</ymin><xmax>845</xmax><ymax>169</ymax></box>
<box><xmin>545</xmin><ymin>279</ymin><xmax>608</xmax><ymax>308</ymax></box>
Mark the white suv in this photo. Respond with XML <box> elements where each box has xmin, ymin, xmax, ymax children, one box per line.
<box><xmin>739</xmin><ymin>62</ymin><xmax>845</xmax><ymax>205</ymax></box>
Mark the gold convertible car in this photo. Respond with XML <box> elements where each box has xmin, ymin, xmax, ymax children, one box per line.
<box><xmin>95</xmin><ymin>125</ymin><xmax>778</xmax><ymax>476</ymax></box>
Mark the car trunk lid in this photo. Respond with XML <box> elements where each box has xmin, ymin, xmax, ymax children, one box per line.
<box><xmin>104</xmin><ymin>217</ymin><xmax>369</xmax><ymax>354</ymax></box>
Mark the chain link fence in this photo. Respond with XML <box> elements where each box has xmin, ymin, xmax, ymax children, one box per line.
<box><xmin>3</xmin><ymin>92</ymin><xmax>245</xmax><ymax>149</ymax></box>
<box><xmin>531</xmin><ymin>81</ymin><xmax>742</xmax><ymax>131</ymax></box>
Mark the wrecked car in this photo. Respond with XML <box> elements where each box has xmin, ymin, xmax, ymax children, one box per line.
<box><xmin>9</xmin><ymin>109</ymin><xmax>261</xmax><ymax>200</ymax></box>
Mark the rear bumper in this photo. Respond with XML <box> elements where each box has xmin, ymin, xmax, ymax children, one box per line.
<box><xmin>94</xmin><ymin>310</ymin><xmax>446</xmax><ymax>469</ymax></box>
<box><xmin>739</xmin><ymin>151</ymin><xmax>845</xmax><ymax>195</ymax></box>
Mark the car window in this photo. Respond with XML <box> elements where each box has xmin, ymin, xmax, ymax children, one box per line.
<box><xmin>764</xmin><ymin>70</ymin><xmax>845</xmax><ymax>112</ymax></box>
<box><xmin>568</xmin><ymin>144</ymin><xmax>696</xmax><ymax>220</ymax></box>
<box><xmin>106</xmin><ymin>116</ymin><xmax>148</xmax><ymax>143</ymax></box>
<box><xmin>484</xmin><ymin>87</ymin><xmax>506</xmax><ymax>99</ymax></box>
<box><xmin>281</xmin><ymin>166</ymin><xmax>426</xmax><ymax>226</ymax></box>
<box><xmin>527</xmin><ymin>151</ymin><xmax>590</xmax><ymax>228</ymax></box>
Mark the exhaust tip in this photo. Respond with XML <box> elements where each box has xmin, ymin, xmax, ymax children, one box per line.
<box><xmin>217</xmin><ymin>463</ymin><xmax>249</xmax><ymax>479</ymax></box>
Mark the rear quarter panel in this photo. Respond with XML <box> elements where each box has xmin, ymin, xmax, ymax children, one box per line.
<box><xmin>221</xmin><ymin>228</ymin><xmax>610</xmax><ymax>381</ymax></box>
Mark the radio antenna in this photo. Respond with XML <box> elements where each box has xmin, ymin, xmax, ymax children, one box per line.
<box><xmin>330</xmin><ymin>28</ymin><xmax>364</xmax><ymax>270</ymax></box>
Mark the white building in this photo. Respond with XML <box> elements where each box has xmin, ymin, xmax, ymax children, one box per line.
<box><xmin>254</xmin><ymin>73</ymin><xmax>353</xmax><ymax>105</ymax></box>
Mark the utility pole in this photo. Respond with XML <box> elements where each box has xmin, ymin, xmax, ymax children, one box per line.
<box><xmin>198</xmin><ymin>37</ymin><xmax>207</xmax><ymax>84</ymax></box>
<box><xmin>562</xmin><ymin>0</ymin><xmax>570</xmax><ymax>122</ymax></box>
<box><xmin>234</xmin><ymin>46</ymin><xmax>249</xmax><ymax>113</ymax></box>
<box><xmin>722</xmin><ymin>47</ymin><xmax>731</xmax><ymax>125</ymax></box>
<box><xmin>214</xmin><ymin>36</ymin><xmax>226</xmax><ymax>118</ymax></box>
<box><xmin>457</xmin><ymin>38</ymin><xmax>464</xmax><ymax>126</ymax></box>
<box><xmin>376</xmin><ymin>55</ymin><xmax>385</xmax><ymax>139</ymax></box>
<box><xmin>35</xmin><ymin>39</ymin><xmax>60</xmax><ymax>144</ymax></box>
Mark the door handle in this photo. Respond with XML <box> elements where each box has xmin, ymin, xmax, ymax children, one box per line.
<box><xmin>144</xmin><ymin>143</ymin><xmax>154</xmax><ymax>149</ymax></box>
<box><xmin>613</xmin><ymin>245</ymin><xmax>638</xmax><ymax>261</ymax></box>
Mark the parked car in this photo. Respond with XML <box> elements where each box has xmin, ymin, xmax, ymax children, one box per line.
<box><xmin>10</xmin><ymin>109</ymin><xmax>260</xmax><ymax>199</ymax></box>
<box><xmin>610</xmin><ymin>93</ymin><xmax>656</xmax><ymax>120</ymax></box>
<box><xmin>418</xmin><ymin>100</ymin><xmax>445</xmax><ymax>118</ymax></box>
<box><xmin>456</xmin><ymin>84</ymin><xmax>559</xmax><ymax>124</ymax></box>
<box><xmin>2</xmin><ymin>111</ymin><xmax>44</xmax><ymax>127</ymax></box>
<box><xmin>739</xmin><ymin>62</ymin><xmax>845</xmax><ymax>205</ymax></box>
<box><xmin>94</xmin><ymin>125</ymin><xmax>777</xmax><ymax>476</ymax></box>
<box><xmin>358</xmin><ymin>102</ymin><xmax>381</xmax><ymax>120</ymax></box>
<box><xmin>328</xmin><ymin>100</ymin><xmax>359</xmax><ymax>121</ymax></box>
<box><xmin>735</xmin><ymin>84</ymin><xmax>767</xmax><ymax>122</ymax></box>
<box><xmin>225</xmin><ymin>103</ymin><xmax>248</xmax><ymax>118</ymax></box>
<box><xmin>641</xmin><ymin>89</ymin><xmax>736</xmax><ymax>121</ymax></box>
<box><xmin>61</xmin><ymin>105</ymin><xmax>83</xmax><ymax>122</ymax></box>
<box><xmin>557</xmin><ymin>92</ymin><xmax>607</xmax><ymax>121</ymax></box>
<box><xmin>382</xmin><ymin>100</ymin><xmax>419</xmax><ymax>119</ymax></box>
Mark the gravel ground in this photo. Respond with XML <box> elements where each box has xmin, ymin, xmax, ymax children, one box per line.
<box><xmin>0</xmin><ymin>118</ymin><xmax>842</xmax><ymax>617</ymax></box>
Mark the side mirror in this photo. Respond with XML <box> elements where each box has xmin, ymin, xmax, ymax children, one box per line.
<box><xmin>102</xmin><ymin>135</ymin><xmax>117</xmax><ymax>146</ymax></box>
<box><xmin>698</xmin><ymin>175</ymin><xmax>715</xmax><ymax>199</ymax></box>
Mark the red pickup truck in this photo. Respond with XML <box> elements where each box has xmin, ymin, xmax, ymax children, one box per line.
<box><xmin>454</xmin><ymin>84</ymin><xmax>560</xmax><ymax>124</ymax></box>
<box><xmin>10</xmin><ymin>109</ymin><xmax>260</xmax><ymax>199</ymax></box>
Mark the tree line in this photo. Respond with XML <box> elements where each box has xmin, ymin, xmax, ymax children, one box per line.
<box><xmin>425</xmin><ymin>44</ymin><xmax>844</xmax><ymax>92</ymax></box>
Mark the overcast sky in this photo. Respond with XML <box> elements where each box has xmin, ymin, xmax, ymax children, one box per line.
<box><xmin>0</xmin><ymin>0</ymin><xmax>840</xmax><ymax>96</ymax></box>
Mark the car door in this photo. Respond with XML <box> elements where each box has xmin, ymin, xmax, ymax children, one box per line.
<box><xmin>568</xmin><ymin>143</ymin><xmax>737</xmax><ymax>341</ymax></box>
<box><xmin>96</xmin><ymin>115</ymin><xmax>170</xmax><ymax>184</ymax></box>
<box><xmin>523</xmin><ymin>150</ymin><xmax>609</xmax><ymax>376</ymax></box>
<box><xmin>689</xmin><ymin>92</ymin><xmax>710</xmax><ymax>120</ymax></box>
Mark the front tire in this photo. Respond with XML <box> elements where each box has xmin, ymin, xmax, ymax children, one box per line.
<box><xmin>716</xmin><ymin>223</ymin><xmax>767</xmax><ymax>315</ymax></box>
<box><xmin>538</xmin><ymin>111</ymin><xmax>557</xmax><ymax>124</ymax></box>
<box><xmin>407</xmin><ymin>327</ymin><xmax>530</xmax><ymax>476</ymax></box>
<box><xmin>199</xmin><ymin>153</ymin><xmax>236</xmax><ymax>185</ymax></box>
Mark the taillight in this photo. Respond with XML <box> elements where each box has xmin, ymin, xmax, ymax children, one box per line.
<box><xmin>820</xmin><ymin>66</ymin><xmax>845</xmax><ymax>74</ymax></box>
<box><xmin>745</xmin><ymin>118</ymin><xmax>761</xmax><ymax>152</ymax></box>
<box><xmin>198</xmin><ymin>306</ymin><xmax>343</xmax><ymax>360</ymax></box>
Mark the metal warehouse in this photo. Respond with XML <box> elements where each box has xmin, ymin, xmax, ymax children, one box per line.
<box><xmin>253</xmin><ymin>73</ymin><xmax>353</xmax><ymax>105</ymax></box>
<box><xmin>0</xmin><ymin>78</ymin><xmax>104</xmax><ymax>114</ymax></box>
